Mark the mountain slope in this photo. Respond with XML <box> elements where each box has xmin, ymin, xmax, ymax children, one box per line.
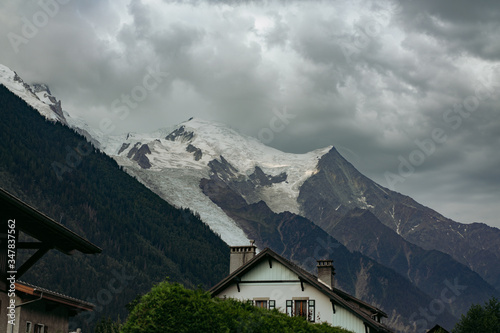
<box><xmin>331</xmin><ymin>208</ymin><xmax>499</xmax><ymax>318</ymax></box>
<box><xmin>298</xmin><ymin>147</ymin><xmax>500</xmax><ymax>291</ymax></box>
<box><xmin>199</xmin><ymin>170</ymin><xmax>457</xmax><ymax>332</ymax></box>
<box><xmin>0</xmin><ymin>84</ymin><xmax>229</xmax><ymax>330</ymax></box>
<box><xmin>99</xmin><ymin>116</ymin><xmax>500</xmax><ymax>293</ymax></box>
<box><xmin>104</xmin><ymin>118</ymin><xmax>330</xmax><ymax>245</ymax></box>
<box><xmin>0</xmin><ymin>64</ymin><xmax>66</xmax><ymax>123</ymax></box>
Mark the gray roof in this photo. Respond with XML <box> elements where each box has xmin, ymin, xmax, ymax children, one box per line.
<box><xmin>210</xmin><ymin>247</ymin><xmax>393</xmax><ymax>333</ymax></box>
<box><xmin>16</xmin><ymin>280</ymin><xmax>94</xmax><ymax>314</ymax></box>
<box><xmin>1</xmin><ymin>187</ymin><xmax>101</xmax><ymax>255</ymax></box>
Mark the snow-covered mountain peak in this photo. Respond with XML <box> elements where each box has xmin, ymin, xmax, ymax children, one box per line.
<box><xmin>162</xmin><ymin>117</ymin><xmax>332</xmax><ymax>175</ymax></box>
<box><xmin>31</xmin><ymin>83</ymin><xmax>51</xmax><ymax>94</ymax></box>
<box><xmin>111</xmin><ymin>117</ymin><xmax>333</xmax><ymax>181</ymax></box>
<box><xmin>0</xmin><ymin>64</ymin><xmax>66</xmax><ymax>124</ymax></box>
<box><xmin>0</xmin><ymin>64</ymin><xmax>331</xmax><ymax>245</ymax></box>
<box><xmin>104</xmin><ymin>117</ymin><xmax>333</xmax><ymax>245</ymax></box>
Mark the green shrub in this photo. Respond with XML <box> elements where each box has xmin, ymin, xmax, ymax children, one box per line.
<box><xmin>121</xmin><ymin>281</ymin><xmax>353</xmax><ymax>333</ymax></box>
<box><xmin>453</xmin><ymin>297</ymin><xmax>500</xmax><ymax>333</ymax></box>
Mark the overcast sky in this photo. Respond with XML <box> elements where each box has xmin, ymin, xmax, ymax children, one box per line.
<box><xmin>1</xmin><ymin>0</ymin><xmax>499</xmax><ymax>228</ymax></box>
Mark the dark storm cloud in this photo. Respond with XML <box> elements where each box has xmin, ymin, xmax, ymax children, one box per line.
<box><xmin>396</xmin><ymin>0</ymin><xmax>500</xmax><ymax>60</ymax></box>
<box><xmin>0</xmin><ymin>0</ymin><xmax>499</xmax><ymax>227</ymax></box>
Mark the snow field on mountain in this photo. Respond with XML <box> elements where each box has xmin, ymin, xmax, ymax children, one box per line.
<box><xmin>0</xmin><ymin>64</ymin><xmax>60</xmax><ymax>122</ymax></box>
<box><xmin>116</xmin><ymin>156</ymin><xmax>250</xmax><ymax>245</ymax></box>
<box><xmin>106</xmin><ymin>118</ymin><xmax>332</xmax><ymax>245</ymax></box>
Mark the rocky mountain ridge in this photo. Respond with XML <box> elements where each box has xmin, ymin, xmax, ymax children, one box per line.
<box><xmin>298</xmin><ymin>147</ymin><xmax>500</xmax><ymax>291</ymax></box>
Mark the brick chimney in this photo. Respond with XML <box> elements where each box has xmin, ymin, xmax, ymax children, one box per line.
<box><xmin>317</xmin><ymin>260</ymin><xmax>335</xmax><ymax>290</ymax></box>
<box><xmin>229</xmin><ymin>241</ymin><xmax>257</xmax><ymax>274</ymax></box>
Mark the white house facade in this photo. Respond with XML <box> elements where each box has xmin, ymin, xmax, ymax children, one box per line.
<box><xmin>210</xmin><ymin>245</ymin><xmax>393</xmax><ymax>333</ymax></box>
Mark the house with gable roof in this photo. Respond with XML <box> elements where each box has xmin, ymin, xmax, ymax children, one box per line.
<box><xmin>210</xmin><ymin>243</ymin><xmax>393</xmax><ymax>333</ymax></box>
<box><xmin>1</xmin><ymin>187</ymin><xmax>101</xmax><ymax>333</ymax></box>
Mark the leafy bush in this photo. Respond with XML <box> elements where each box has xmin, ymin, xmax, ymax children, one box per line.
<box><xmin>121</xmin><ymin>281</ymin><xmax>353</xmax><ymax>333</ymax></box>
<box><xmin>453</xmin><ymin>297</ymin><xmax>500</xmax><ymax>333</ymax></box>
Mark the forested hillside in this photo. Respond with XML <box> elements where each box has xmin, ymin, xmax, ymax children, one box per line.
<box><xmin>0</xmin><ymin>84</ymin><xmax>229</xmax><ymax>331</ymax></box>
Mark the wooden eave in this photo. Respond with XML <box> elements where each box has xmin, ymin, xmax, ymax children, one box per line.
<box><xmin>1</xmin><ymin>187</ymin><xmax>102</xmax><ymax>255</ymax></box>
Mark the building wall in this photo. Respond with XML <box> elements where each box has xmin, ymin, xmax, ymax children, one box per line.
<box><xmin>2</xmin><ymin>293</ymin><xmax>22</xmax><ymax>333</ymax></box>
<box><xmin>215</xmin><ymin>259</ymin><xmax>369</xmax><ymax>333</ymax></box>
<box><xmin>241</xmin><ymin>259</ymin><xmax>298</xmax><ymax>281</ymax></box>
<box><xmin>8</xmin><ymin>295</ymin><xmax>70</xmax><ymax>333</ymax></box>
<box><xmin>334</xmin><ymin>304</ymin><xmax>368</xmax><ymax>333</ymax></box>
<box><xmin>1</xmin><ymin>292</ymin><xmax>9</xmax><ymax>333</ymax></box>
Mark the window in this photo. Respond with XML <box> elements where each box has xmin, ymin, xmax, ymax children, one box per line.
<box><xmin>287</xmin><ymin>299</ymin><xmax>315</xmax><ymax>322</ymax></box>
<box><xmin>254</xmin><ymin>298</ymin><xmax>275</xmax><ymax>310</ymax></box>
<box><xmin>34</xmin><ymin>324</ymin><xmax>44</xmax><ymax>333</ymax></box>
<box><xmin>295</xmin><ymin>300</ymin><xmax>307</xmax><ymax>318</ymax></box>
<box><xmin>254</xmin><ymin>299</ymin><xmax>276</xmax><ymax>310</ymax></box>
<box><xmin>26</xmin><ymin>322</ymin><xmax>32</xmax><ymax>333</ymax></box>
<box><xmin>286</xmin><ymin>300</ymin><xmax>293</xmax><ymax>316</ymax></box>
<box><xmin>308</xmin><ymin>300</ymin><xmax>315</xmax><ymax>322</ymax></box>
<box><xmin>255</xmin><ymin>300</ymin><xmax>267</xmax><ymax>309</ymax></box>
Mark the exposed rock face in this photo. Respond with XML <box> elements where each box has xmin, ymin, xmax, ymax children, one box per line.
<box><xmin>118</xmin><ymin>143</ymin><xmax>131</xmax><ymax>155</ymax></box>
<box><xmin>206</xmin><ymin>157</ymin><xmax>288</xmax><ymax>206</ymax></box>
<box><xmin>199</xmin><ymin>172</ymin><xmax>458</xmax><ymax>332</ymax></box>
<box><xmin>249</xmin><ymin>166</ymin><xmax>287</xmax><ymax>186</ymax></box>
<box><xmin>13</xmin><ymin>72</ymin><xmax>32</xmax><ymax>90</ymax></box>
<box><xmin>127</xmin><ymin>142</ymin><xmax>141</xmax><ymax>158</ymax></box>
<box><xmin>331</xmin><ymin>208</ymin><xmax>499</xmax><ymax>318</ymax></box>
<box><xmin>31</xmin><ymin>83</ymin><xmax>65</xmax><ymax>120</ymax></box>
<box><xmin>8</xmin><ymin>71</ymin><xmax>67</xmax><ymax>125</ymax></box>
<box><xmin>127</xmin><ymin>143</ymin><xmax>151</xmax><ymax>169</ymax></box>
<box><xmin>298</xmin><ymin>147</ymin><xmax>500</xmax><ymax>291</ymax></box>
<box><xmin>208</xmin><ymin>156</ymin><xmax>238</xmax><ymax>181</ymax></box>
<box><xmin>186</xmin><ymin>144</ymin><xmax>202</xmax><ymax>161</ymax></box>
<box><xmin>166</xmin><ymin>125</ymin><xmax>194</xmax><ymax>142</ymax></box>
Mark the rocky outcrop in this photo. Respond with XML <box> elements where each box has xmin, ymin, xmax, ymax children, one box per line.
<box><xmin>31</xmin><ymin>83</ymin><xmax>65</xmax><ymax>120</ymax></box>
<box><xmin>298</xmin><ymin>147</ymin><xmax>500</xmax><ymax>291</ymax></box>
<box><xmin>127</xmin><ymin>143</ymin><xmax>151</xmax><ymax>169</ymax></box>
<box><xmin>186</xmin><ymin>144</ymin><xmax>202</xmax><ymax>161</ymax></box>
<box><xmin>166</xmin><ymin>125</ymin><xmax>194</xmax><ymax>142</ymax></box>
<box><xmin>118</xmin><ymin>143</ymin><xmax>131</xmax><ymax>155</ymax></box>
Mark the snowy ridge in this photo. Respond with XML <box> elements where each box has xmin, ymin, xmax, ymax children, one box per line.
<box><xmin>107</xmin><ymin>118</ymin><xmax>332</xmax><ymax>245</ymax></box>
<box><xmin>0</xmin><ymin>63</ymin><xmax>111</xmax><ymax>149</ymax></box>
<box><xmin>0</xmin><ymin>64</ymin><xmax>65</xmax><ymax>124</ymax></box>
<box><xmin>0</xmin><ymin>63</ymin><xmax>331</xmax><ymax>246</ymax></box>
